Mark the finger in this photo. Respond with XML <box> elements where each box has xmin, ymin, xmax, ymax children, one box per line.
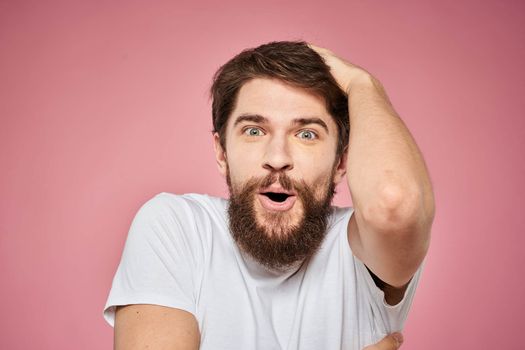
<box><xmin>307</xmin><ymin>42</ymin><xmax>330</xmax><ymax>55</ymax></box>
<box><xmin>363</xmin><ymin>332</ymin><xmax>404</xmax><ymax>350</ymax></box>
<box><xmin>307</xmin><ymin>42</ymin><xmax>321</xmax><ymax>50</ymax></box>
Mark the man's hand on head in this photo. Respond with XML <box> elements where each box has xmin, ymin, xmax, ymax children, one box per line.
<box><xmin>364</xmin><ymin>333</ymin><xmax>404</xmax><ymax>350</ymax></box>
<box><xmin>308</xmin><ymin>43</ymin><xmax>372</xmax><ymax>94</ymax></box>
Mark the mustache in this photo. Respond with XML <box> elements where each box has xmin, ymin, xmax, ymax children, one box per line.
<box><xmin>259</xmin><ymin>172</ymin><xmax>294</xmax><ymax>192</ymax></box>
<box><xmin>227</xmin><ymin>169</ymin><xmax>325</xmax><ymax>201</ymax></box>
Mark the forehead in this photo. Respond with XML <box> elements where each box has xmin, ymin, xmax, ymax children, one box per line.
<box><xmin>229</xmin><ymin>78</ymin><xmax>335</xmax><ymax>129</ymax></box>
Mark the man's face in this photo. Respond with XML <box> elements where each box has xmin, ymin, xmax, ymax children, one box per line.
<box><xmin>214</xmin><ymin>78</ymin><xmax>347</xmax><ymax>269</ymax></box>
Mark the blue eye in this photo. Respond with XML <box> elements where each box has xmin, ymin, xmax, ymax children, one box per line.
<box><xmin>244</xmin><ymin>127</ymin><xmax>265</xmax><ymax>136</ymax></box>
<box><xmin>297</xmin><ymin>130</ymin><xmax>317</xmax><ymax>140</ymax></box>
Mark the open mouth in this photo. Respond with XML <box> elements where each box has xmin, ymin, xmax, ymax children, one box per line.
<box><xmin>258</xmin><ymin>189</ymin><xmax>297</xmax><ymax>211</ymax></box>
<box><xmin>262</xmin><ymin>192</ymin><xmax>292</xmax><ymax>203</ymax></box>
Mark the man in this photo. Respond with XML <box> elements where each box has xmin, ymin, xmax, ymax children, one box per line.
<box><xmin>103</xmin><ymin>41</ymin><xmax>435</xmax><ymax>349</ymax></box>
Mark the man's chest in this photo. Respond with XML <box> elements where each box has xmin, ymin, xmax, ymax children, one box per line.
<box><xmin>192</xmin><ymin>246</ymin><xmax>372</xmax><ymax>350</ymax></box>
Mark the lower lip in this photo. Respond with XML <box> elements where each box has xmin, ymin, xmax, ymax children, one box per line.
<box><xmin>258</xmin><ymin>194</ymin><xmax>297</xmax><ymax>211</ymax></box>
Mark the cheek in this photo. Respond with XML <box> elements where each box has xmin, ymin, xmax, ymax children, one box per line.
<box><xmin>225</xmin><ymin>152</ymin><xmax>258</xmax><ymax>185</ymax></box>
<box><xmin>295</xmin><ymin>150</ymin><xmax>336</xmax><ymax>177</ymax></box>
<box><xmin>303</xmin><ymin>161</ymin><xmax>337</xmax><ymax>198</ymax></box>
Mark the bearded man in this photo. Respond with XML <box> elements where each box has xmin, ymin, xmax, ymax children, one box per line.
<box><xmin>103</xmin><ymin>41</ymin><xmax>435</xmax><ymax>350</ymax></box>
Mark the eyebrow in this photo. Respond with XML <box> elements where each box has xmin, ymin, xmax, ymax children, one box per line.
<box><xmin>233</xmin><ymin>114</ymin><xmax>329</xmax><ymax>134</ymax></box>
<box><xmin>233</xmin><ymin>114</ymin><xmax>268</xmax><ymax>127</ymax></box>
<box><xmin>292</xmin><ymin>117</ymin><xmax>329</xmax><ymax>134</ymax></box>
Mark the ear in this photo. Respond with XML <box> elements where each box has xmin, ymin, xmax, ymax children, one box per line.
<box><xmin>332</xmin><ymin>146</ymin><xmax>348</xmax><ymax>185</ymax></box>
<box><xmin>213</xmin><ymin>133</ymin><xmax>228</xmax><ymax>177</ymax></box>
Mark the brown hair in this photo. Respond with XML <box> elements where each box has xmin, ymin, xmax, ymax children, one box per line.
<box><xmin>210</xmin><ymin>40</ymin><xmax>349</xmax><ymax>157</ymax></box>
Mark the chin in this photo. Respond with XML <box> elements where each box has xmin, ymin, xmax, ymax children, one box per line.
<box><xmin>254</xmin><ymin>202</ymin><xmax>304</xmax><ymax>238</ymax></box>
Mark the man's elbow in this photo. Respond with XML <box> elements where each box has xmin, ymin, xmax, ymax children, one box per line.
<box><xmin>364</xmin><ymin>183</ymin><xmax>435</xmax><ymax>235</ymax></box>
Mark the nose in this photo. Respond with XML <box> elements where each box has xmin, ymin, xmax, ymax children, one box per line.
<box><xmin>262</xmin><ymin>134</ymin><xmax>293</xmax><ymax>172</ymax></box>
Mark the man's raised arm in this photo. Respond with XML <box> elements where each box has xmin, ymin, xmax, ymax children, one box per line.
<box><xmin>310</xmin><ymin>44</ymin><xmax>435</xmax><ymax>294</ymax></box>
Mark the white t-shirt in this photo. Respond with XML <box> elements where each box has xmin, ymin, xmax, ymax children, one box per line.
<box><xmin>103</xmin><ymin>192</ymin><xmax>422</xmax><ymax>349</ymax></box>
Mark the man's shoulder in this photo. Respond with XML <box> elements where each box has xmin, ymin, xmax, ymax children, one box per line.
<box><xmin>139</xmin><ymin>192</ymin><xmax>228</xmax><ymax>219</ymax></box>
<box><xmin>151</xmin><ymin>192</ymin><xmax>227</xmax><ymax>207</ymax></box>
<box><xmin>129</xmin><ymin>192</ymin><xmax>229</xmax><ymax>246</ymax></box>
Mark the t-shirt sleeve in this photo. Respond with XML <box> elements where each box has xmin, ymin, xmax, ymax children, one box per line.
<box><xmin>102</xmin><ymin>194</ymin><xmax>203</xmax><ymax>327</ymax></box>
<box><xmin>354</xmin><ymin>253</ymin><xmax>424</xmax><ymax>337</ymax></box>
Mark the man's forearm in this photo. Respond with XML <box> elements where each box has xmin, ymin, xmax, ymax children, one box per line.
<box><xmin>346</xmin><ymin>73</ymin><xmax>434</xmax><ymax>233</ymax></box>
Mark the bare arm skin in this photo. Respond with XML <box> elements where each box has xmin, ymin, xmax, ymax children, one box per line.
<box><xmin>310</xmin><ymin>44</ymin><xmax>435</xmax><ymax>296</ymax></box>
<box><xmin>114</xmin><ymin>305</ymin><xmax>200</xmax><ymax>350</ymax></box>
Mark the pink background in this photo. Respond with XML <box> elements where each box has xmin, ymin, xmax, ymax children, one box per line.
<box><xmin>1</xmin><ymin>0</ymin><xmax>524</xmax><ymax>349</ymax></box>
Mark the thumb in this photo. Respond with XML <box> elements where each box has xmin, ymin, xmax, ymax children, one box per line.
<box><xmin>363</xmin><ymin>332</ymin><xmax>404</xmax><ymax>350</ymax></box>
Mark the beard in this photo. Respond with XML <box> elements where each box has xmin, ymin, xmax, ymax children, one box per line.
<box><xmin>227</xmin><ymin>168</ymin><xmax>336</xmax><ymax>271</ymax></box>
